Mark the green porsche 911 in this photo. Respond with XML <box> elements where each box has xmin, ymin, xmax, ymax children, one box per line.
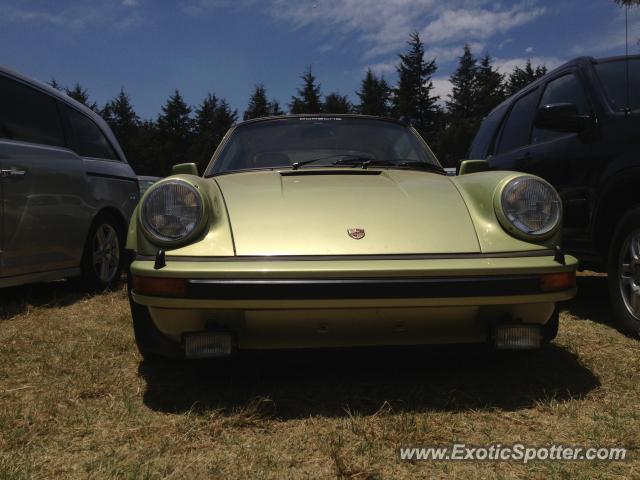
<box><xmin>126</xmin><ymin>115</ymin><xmax>577</xmax><ymax>359</ymax></box>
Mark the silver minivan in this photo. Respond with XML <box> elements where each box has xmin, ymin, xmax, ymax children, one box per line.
<box><xmin>0</xmin><ymin>66</ymin><xmax>138</xmax><ymax>290</ymax></box>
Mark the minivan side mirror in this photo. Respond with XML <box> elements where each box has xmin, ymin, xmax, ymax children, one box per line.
<box><xmin>457</xmin><ymin>159</ymin><xmax>489</xmax><ymax>175</ymax></box>
<box><xmin>171</xmin><ymin>163</ymin><xmax>198</xmax><ymax>176</ymax></box>
<box><xmin>534</xmin><ymin>103</ymin><xmax>589</xmax><ymax>133</ymax></box>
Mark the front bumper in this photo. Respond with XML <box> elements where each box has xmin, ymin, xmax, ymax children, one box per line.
<box><xmin>128</xmin><ymin>252</ymin><xmax>577</xmax><ymax>352</ymax></box>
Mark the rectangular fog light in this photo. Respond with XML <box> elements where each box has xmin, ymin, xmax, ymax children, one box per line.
<box><xmin>184</xmin><ymin>332</ymin><xmax>233</xmax><ymax>358</ymax></box>
<box><xmin>494</xmin><ymin>325</ymin><xmax>541</xmax><ymax>350</ymax></box>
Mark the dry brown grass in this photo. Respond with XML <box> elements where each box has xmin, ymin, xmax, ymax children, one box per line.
<box><xmin>0</xmin><ymin>275</ymin><xmax>639</xmax><ymax>479</ymax></box>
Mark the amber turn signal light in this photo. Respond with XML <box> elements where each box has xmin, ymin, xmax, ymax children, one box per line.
<box><xmin>539</xmin><ymin>271</ymin><xmax>576</xmax><ymax>292</ymax></box>
<box><xmin>131</xmin><ymin>275</ymin><xmax>187</xmax><ymax>297</ymax></box>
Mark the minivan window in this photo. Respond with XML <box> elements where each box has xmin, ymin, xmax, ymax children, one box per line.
<box><xmin>496</xmin><ymin>89</ymin><xmax>539</xmax><ymax>154</ymax></box>
<box><xmin>468</xmin><ymin>105</ymin><xmax>506</xmax><ymax>158</ymax></box>
<box><xmin>0</xmin><ymin>75</ymin><xmax>65</xmax><ymax>147</ymax></box>
<box><xmin>532</xmin><ymin>73</ymin><xmax>589</xmax><ymax>144</ymax></box>
<box><xmin>65</xmin><ymin>106</ymin><xmax>118</xmax><ymax>160</ymax></box>
<box><xmin>594</xmin><ymin>58</ymin><xmax>640</xmax><ymax>111</ymax></box>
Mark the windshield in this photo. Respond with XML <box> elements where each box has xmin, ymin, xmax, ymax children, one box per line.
<box><xmin>206</xmin><ymin>117</ymin><xmax>440</xmax><ymax>175</ymax></box>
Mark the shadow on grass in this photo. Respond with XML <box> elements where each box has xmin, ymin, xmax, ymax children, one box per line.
<box><xmin>0</xmin><ymin>278</ymin><xmax>124</xmax><ymax>321</ymax></box>
<box><xmin>140</xmin><ymin>343</ymin><xmax>599</xmax><ymax>419</ymax></box>
<box><xmin>563</xmin><ymin>274</ymin><xmax>613</xmax><ymax>328</ymax></box>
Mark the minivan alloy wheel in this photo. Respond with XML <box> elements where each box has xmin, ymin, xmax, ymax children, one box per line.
<box><xmin>618</xmin><ymin>229</ymin><xmax>640</xmax><ymax>320</ymax></box>
<box><xmin>92</xmin><ymin>223</ymin><xmax>121</xmax><ymax>283</ymax></box>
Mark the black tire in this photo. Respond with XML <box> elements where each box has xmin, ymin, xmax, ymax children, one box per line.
<box><xmin>80</xmin><ymin>212</ymin><xmax>125</xmax><ymax>291</ymax></box>
<box><xmin>541</xmin><ymin>306</ymin><xmax>560</xmax><ymax>343</ymax></box>
<box><xmin>608</xmin><ymin>207</ymin><xmax>640</xmax><ymax>339</ymax></box>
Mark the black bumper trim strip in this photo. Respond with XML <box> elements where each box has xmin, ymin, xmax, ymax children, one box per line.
<box><xmin>185</xmin><ymin>275</ymin><xmax>543</xmax><ymax>300</ymax></box>
<box><xmin>135</xmin><ymin>249</ymin><xmax>555</xmax><ymax>263</ymax></box>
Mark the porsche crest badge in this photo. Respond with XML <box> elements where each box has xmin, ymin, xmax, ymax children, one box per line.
<box><xmin>347</xmin><ymin>228</ymin><xmax>365</xmax><ymax>240</ymax></box>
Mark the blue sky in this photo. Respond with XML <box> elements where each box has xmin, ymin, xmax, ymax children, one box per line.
<box><xmin>1</xmin><ymin>0</ymin><xmax>638</xmax><ymax>119</ymax></box>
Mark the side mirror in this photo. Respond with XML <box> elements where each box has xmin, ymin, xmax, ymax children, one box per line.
<box><xmin>534</xmin><ymin>103</ymin><xmax>589</xmax><ymax>133</ymax></box>
<box><xmin>171</xmin><ymin>163</ymin><xmax>198</xmax><ymax>176</ymax></box>
<box><xmin>458</xmin><ymin>159</ymin><xmax>489</xmax><ymax>175</ymax></box>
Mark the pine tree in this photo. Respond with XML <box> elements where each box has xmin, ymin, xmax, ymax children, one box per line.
<box><xmin>393</xmin><ymin>32</ymin><xmax>440</xmax><ymax>142</ymax></box>
<box><xmin>136</xmin><ymin>120</ymin><xmax>162</xmax><ymax>176</ymax></box>
<box><xmin>446</xmin><ymin>45</ymin><xmax>478</xmax><ymax>120</ymax></box>
<box><xmin>356</xmin><ymin>69</ymin><xmax>391</xmax><ymax>116</ymax></box>
<box><xmin>191</xmin><ymin>95</ymin><xmax>238</xmax><ymax>173</ymax></box>
<box><xmin>48</xmin><ymin>78</ymin><xmax>63</xmax><ymax>91</ymax></box>
<box><xmin>323</xmin><ymin>93</ymin><xmax>352</xmax><ymax>114</ymax></box>
<box><xmin>65</xmin><ymin>82</ymin><xmax>99</xmax><ymax>112</ymax></box>
<box><xmin>243</xmin><ymin>84</ymin><xmax>270</xmax><ymax>120</ymax></box>
<box><xmin>290</xmin><ymin>66</ymin><xmax>323</xmax><ymax>114</ymax></box>
<box><xmin>157</xmin><ymin>90</ymin><xmax>194</xmax><ymax>175</ymax></box>
<box><xmin>191</xmin><ymin>94</ymin><xmax>218</xmax><ymax>173</ymax></box>
<box><xmin>475</xmin><ymin>54</ymin><xmax>506</xmax><ymax>117</ymax></box>
<box><xmin>506</xmin><ymin>60</ymin><xmax>547</xmax><ymax>95</ymax></box>
<box><xmin>440</xmin><ymin>45</ymin><xmax>479</xmax><ymax>165</ymax></box>
<box><xmin>102</xmin><ymin>88</ymin><xmax>142</xmax><ymax>171</ymax></box>
<box><xmin>268</xmin><ymin>99</ymin><xmax>285</xmax><ymax>116</ymax></box>
<box><xmin>213</xmin><ymin>99</ymin><xmax>238</xmax><ymax>146</ymax></box>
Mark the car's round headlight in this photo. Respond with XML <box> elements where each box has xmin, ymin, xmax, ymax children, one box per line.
<box><xmin>141</xmin><ymin>180</ymin><xmax>204</xmax><ymax>243</ymax></box>
<box><xmin>499</xmin><ymin>176</ymin><xmax>561</xmax><ymax>238</ymax></box>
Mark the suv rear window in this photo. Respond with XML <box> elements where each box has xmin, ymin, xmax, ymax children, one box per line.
<box><xmin>0</xmin><ymin>75</ymin><xmax>65</xmax><ymax>147</ymax></box>
<box><xmin>594</xmin><ymin>58</ymin><xmax>640</xmax><ymax>111</ymax></box>
<box><xmin>65</xmin><ymin>106</ymin><xmax>118</xmax><ymax>160</ymax></box>
<box><xmin>468</xmin><ymin>105</ymin><xmax>506</xmax><ymax>159</ymax></box>
<box><xmin>496</xmin><ymin>89</ymin><xmax>539</xmax><ymax>154</ymax></box>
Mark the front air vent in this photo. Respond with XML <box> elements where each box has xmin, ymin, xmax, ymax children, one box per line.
<box><xmin>280</xmin><ymin>170</ymin><xmax>382</xmax><ymax>177</ymax></box>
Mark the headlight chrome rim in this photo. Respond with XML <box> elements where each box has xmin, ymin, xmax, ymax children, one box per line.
<box><xmin>494</xmin><ymin>175</ymin><xmax>562</xmax><ymax>241</ymax></box>
<box><xmin>140</xmin><ymin>179</ymin><xmax>207</xmax><ymax>245</ymax></box>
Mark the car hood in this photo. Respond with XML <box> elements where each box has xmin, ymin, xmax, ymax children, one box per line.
<box><xmin>213</xmin><ymin>169</ymin><xmax>480</xmax><ymax>255</ymax></box>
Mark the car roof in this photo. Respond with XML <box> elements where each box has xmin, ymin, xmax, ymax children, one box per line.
<box><xmin>234</xmin><ymin>114</ymin><xmax>409</xmax><ymax>129</ymax></box>
<box><xmin>485</xmin><ymin>54</ymin><xmax>640</xmax><ymax>118</ymax></box>
<box><xmin>0</xmin><ymin>64</ymin><xmax>128</xmax><ymax>163</ymax></box>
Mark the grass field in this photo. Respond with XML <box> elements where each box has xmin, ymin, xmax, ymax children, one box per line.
<box><xmin>0</xmin><ymin>274</ymin><xmax>638</xmax><ymax>479</ymax></box>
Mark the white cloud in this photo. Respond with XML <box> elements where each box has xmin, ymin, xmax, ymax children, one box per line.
<box><xmin>498</xmin><ymin>38</ymin><xmax>513</xmax><ymax>50</ymax></box>
<box><xmin>420</xmin><ymin>5</ymin><xmax>546</xmax><ymax>44</ymax></box>
<box><xmin>0</xmin><ymin>2</ymin><xmax>142</xmax><ymax>30</ymax></box>
<box><xmin>571</xmin><ymin>7</ymin><xmax>640</xmax><ymax>55</ymax></box>
<box><xmin>0</xmin><ymin>0</ymin><xmax>142</xmax><ymax>30</ymax></box>
<box><xmin>525</xmin><ymin>46</ymin><xmax>534</xmax><ymax>53</ymax></box>
<box><xmin>493</xmin><ymin>56</ymin><xmax>564</xmax><ymax>75</ymax></box>
<box><xmin>0</xmin><ymin>5</ymin><xmax>78</xmax><ymax>27</ymax></box>
<box><xmin>430</xmin><ymin>76</ymin><xmax>453</xmax><ymax>105</ymax></box>
<box><xmin>182</xmin><ymin>0</ymin><xmax>255</xmax><ymax>17</ymax></box>
<box><xmin>425</xmin><ymin>42</ymin><xmax>486</xmax><ymax>64</ymax></box>
<box><xmin>367</xmin><ymin>61</ymin><xmax>396</xmax><ymax>76</ymax></box>
<box><xmin>182</xmin><ymin>1</ymin><xmax>547</xmax><ymax>63</ymax></box>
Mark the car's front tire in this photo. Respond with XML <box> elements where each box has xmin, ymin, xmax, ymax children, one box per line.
<box><xmin>80</xmin><ymin>212</ymin><xmax>125</xmax><ymax>291</ymax></box>
<box><xmin>608</xmin><ymin>207</ymin><xmax>640</xmax><ymax>339</ymax></box>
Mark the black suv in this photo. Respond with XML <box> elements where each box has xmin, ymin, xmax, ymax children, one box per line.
<box><xmin>468</xmin><ymin>55</ymin><xmax>640</xmax><ymax>338</ymax></box>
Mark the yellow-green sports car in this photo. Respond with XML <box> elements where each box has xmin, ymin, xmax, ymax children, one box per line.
<box><xmin>126</xmin><ymin>115</ymin><xmax>577</xmax><ymax>359</ymax></box>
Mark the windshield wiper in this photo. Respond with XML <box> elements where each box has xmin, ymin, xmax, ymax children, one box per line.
<box><xmin>334</xmin><ymin>158</ymin><xmax>445</xmax><ymax>174</ymax></box>
<box><xmin>291</xmin><ymin>154</ymin><xmax>373</xmax><ymax>170</ymax></box>
<box><xmin>395</xmin><ymin>161</ymin><xmax>446</xmax><ymax>174</ymax></box>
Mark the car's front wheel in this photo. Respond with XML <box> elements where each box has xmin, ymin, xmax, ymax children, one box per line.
<box><xmin>80</xmin><ymin>213</ymin><xmax>124</xmax><ymax>291</ymax></box>
<box><xmin>608</xmin><ymin>207</ymin><xmax>640</xmax><ymax>339</ymax></box>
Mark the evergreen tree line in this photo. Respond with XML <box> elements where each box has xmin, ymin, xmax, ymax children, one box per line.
<box><xmin>53</xmin><ymin>32</ymin><xmax>548</xmax><ymax>173</ymax></box>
